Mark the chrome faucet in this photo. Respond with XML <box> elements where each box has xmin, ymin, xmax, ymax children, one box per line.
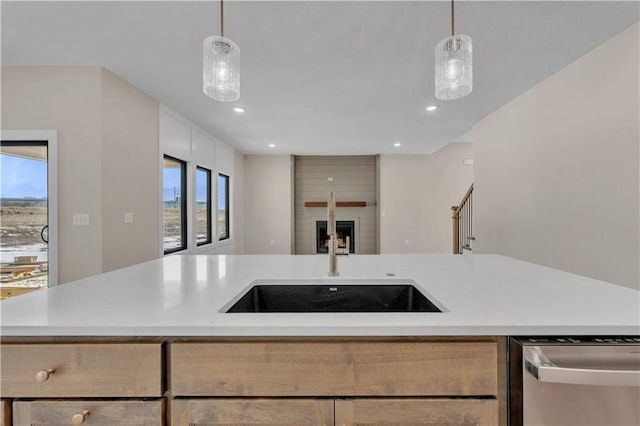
<box><xmin>328</xmin><ymin>191</ymin><xmax>339</xmax><ymax>277</ymax></box>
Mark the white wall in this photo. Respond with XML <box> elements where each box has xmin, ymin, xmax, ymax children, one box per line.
<box><xmin>379</xmin><ymin>143</ymin><xmax>473</xmax><ymax>253</ymax></box>
<box><xmin>242</xmin><ymin>149</ymin><xmax>471</xmax><ymax>255</ymax></box>
<box><xmin>216</xmin><ymin>141</ymin><xmax>236</xmax><ymax>255</ymax></box>
<box><xmin>2</xmin><ymin>66</ymin><xmax>159</xmax><ymax>283</ymax></box>
<box><xmin>158</xmin><ymin>106</ymin><xmax>237</xmax><ymax>255</ymax></box>
<box><xmin>100</xmin><ymin>69</ymin><xmax>159</xmax><ymax>272</ymax></box>
<box><xmin>2</xmin><ymin>67</ymin><xmax>102</xmax><ymax>283</ymax></box>
<box><xmin>473</xmin><ymin>23</ymin><xmax>639</xmax><ymax>289</ymax></box>
<box><xmin>233</xmin><ymin>150</ymin><xmax>245</xmax><ymax>254</ymax></box>
<box><xmin>243</xmin><ymin>155</ymin><xmax>293</xmax><ymax>254</ymax></box>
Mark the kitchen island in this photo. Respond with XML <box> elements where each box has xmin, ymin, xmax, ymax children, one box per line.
<box><xmin>1</xmin><ymin>254</ymin><xmax>638</xmax><ymax>425</ymax></box>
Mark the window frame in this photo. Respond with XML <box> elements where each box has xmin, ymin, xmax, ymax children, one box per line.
<box><xmin>196</xmin><ymin>166</ymin><xmax>212</xmax><ymax>246</ymax></box>
<box><xmin>218</xmin><ymin>173</ymin><xmax>230</xmax><ymax>241</ymax></box>
<box><xmin>0</xmin><ymin>134</ymin><xmax>58</xmax><ymax>287</ymax></box>
<box><xmin>163</xmin><ymin>154</ymin><xmax>187</xmax><ymax>254</ymax></box>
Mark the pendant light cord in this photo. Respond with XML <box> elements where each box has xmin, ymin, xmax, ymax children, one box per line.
<box><xmin>220</xmin><ymin>0</ymin><xmax>224</xmax><ymax>38</ymax></box>
<box><xmin>450</xmin><ymin>0</ymin><xmax>455</xmax><ymax>36</ymax></box>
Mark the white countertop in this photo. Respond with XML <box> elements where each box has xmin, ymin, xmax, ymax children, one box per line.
<box><xmin>1</xmin><ymin>254</ymin><xmax>638</xmax><ymax>337</ymax></box>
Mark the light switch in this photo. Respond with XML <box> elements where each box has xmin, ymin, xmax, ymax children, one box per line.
<box><xmin>124</xmin><ymin>212</ymin><xmax>134</xmax><ymax>224</ymax></box>
<box><xmin>73</xmin><ymin>213</ymin><xmax>90</xmax><ymax>226</ymax></box>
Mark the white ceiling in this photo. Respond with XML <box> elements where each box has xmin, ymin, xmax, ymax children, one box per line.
<box><xmin>2</xmin><ymin>1</ymin><xmax>638</xmax><ymax>155</ymax></box>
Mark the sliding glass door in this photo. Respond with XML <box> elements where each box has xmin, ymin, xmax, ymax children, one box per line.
<box><xmin>0</xmin><ymin>141</ymin><xmax>50</xmax><ymax>292</ymax></box>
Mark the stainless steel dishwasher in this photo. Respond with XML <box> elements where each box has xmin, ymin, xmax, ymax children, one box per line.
<box><xmin>508</xmin><ymin>337</ymin><xmax>640</xmax><ymax>425</ymax></box>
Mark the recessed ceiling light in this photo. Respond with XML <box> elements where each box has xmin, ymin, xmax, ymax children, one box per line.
<box><xmin>233</xmin><ymin>106</ymin><xmax>246</xmax><ymax>113</ymax></box>
<box><xmin>426</xmin><ymin>105</ymin><xmax>438</xmax><ymax>112</ymax></box>
<box><xmin>393</xmin><ymin>142</ymin><xmax>402</xmax><ymax>147</ymax></box>
<box><xmin>268</xmin><ymin>144</ymin><xmax>276</xmax><ymax>148</ymax></box>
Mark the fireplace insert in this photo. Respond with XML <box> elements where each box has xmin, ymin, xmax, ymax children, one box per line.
<box><xmin>316</xmin><ymin>220</ymin><xmax>355</xmax><ymax>253</ymax></box>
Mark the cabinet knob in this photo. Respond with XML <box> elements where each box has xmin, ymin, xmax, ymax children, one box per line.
<box><xmin>71</xmin><ymin>410</ymin><xmax>90</xmax><ymax>425</ymax></box>
<box><xmin>35</xmin><ymin>368</ymin><xmax>55</xmax><ymax>382</ymax></box>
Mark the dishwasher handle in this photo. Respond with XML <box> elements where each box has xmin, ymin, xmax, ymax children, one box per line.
<box><xmin>524</xmin><ymin>346</ymin><xmax>640</xmax><ymax>387</ymax></box>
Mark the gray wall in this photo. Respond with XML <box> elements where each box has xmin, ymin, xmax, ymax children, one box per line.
<box><xmin>295</xmin><ymin>156</ymin><xmax>377</xmax><ymax>254</ymax></box>
<box><xmin>473</xmin><ymin>23</ymin><xmax>639</xmax><ymax>290</ymax></box>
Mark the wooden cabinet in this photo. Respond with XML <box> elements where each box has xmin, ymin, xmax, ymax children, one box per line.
<box><xmin>13</xmin><ymin>400</ymin><xmax>164</xmax><ymax>425</ymax></box>
<box><xmin>1</xmin><ymin>342</ymin><xmax>164</xmax><ymax>425</ymax></box>
<box><xmin>2</xmin><ymin>338</ymin><xmax>503</xmax><ymax>425</ymax></box>
<box><xmin>171</xmin><ymin>398</ymin><xmax>334</xmax><ymax>425</ymax></box>
<box><xmin>171</xmin><ymin>341</ymin><xmax>497</xmax><ymax>397</ymax></box>
<box><xmin>170</xmin><ymin>339</ymin><xmax>501</xmax><ymax>426</ymax></box>
<box><xmin>1</xmin><ymin>343</ymin><xmax>162</xmax><ymax>398</ymax></box>
<box><xmin>335</xmin><ymin>398</ymin><xmax>498</xmax><ymax>426</ymax></box>
<box><xmin>0</xmin><ymin>400</ymin><xmax>10</xmax><ymax>426</ymax></box>
<box><xmin>171</xmin><ymin>398</ymin><xmax>498</xmax><ymax>426</ymax></box>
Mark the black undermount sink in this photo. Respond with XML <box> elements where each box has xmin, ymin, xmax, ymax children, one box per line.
<box><xmin>225</xmin><ymin>284</ymin><xmax>442</xmax><ymax>313</ymax></box>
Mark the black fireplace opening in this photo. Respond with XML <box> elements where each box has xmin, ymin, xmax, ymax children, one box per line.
<box><xmin>316</xmin><ymin>220</ymin><xmax>355</xmax><ymax>254</ymax></box>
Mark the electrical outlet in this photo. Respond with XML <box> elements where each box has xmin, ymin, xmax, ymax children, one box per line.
<box><xmin>73</xmin><ymin>213</ymin><xmax>90</xmax><ymax>226</ymax></box>
<box><xmin>124</xmin><ymin>212</ymin><xmax>134</xmax><ymax>224</ymax></box>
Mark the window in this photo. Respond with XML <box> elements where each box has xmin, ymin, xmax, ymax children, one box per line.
<box><xmin>218</xmin><ymin>173</ymin><xmax>230</xmax><ymax>240</ymax></box>
<box><xmin>163</xmin><ymin>155</ymin><xmax>186</xmax><ymax>253</ymax></box>
<box><xmin>196</xmin><ymin>166</ymin><xmax>212</xmax><ymax>246</ymax></box>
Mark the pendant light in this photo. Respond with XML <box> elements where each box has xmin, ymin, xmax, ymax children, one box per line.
<box><xmin>435</xmin><ymin>0</ymin><xmax>472</xmax><ymax>100</ymax></box>
<box><xmin>203</xmin><ymin>0</ymin><xmax>240</xmax><ymax>101</ymax></box>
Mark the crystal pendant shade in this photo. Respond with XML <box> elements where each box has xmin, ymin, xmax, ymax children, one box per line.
<box><xmin>203</xmin><ymin>35</ymin><xmax>240</xmax><ymax>102</ymax></box>
<box><xmin>435</xmin><ymin>34</ymin><xmax>472</xmax><ymax>100</ymax></box>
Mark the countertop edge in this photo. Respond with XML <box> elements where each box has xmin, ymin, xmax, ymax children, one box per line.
<box><xmin>2</xmin><ymin>325</ymin><xmax>640</xmax><ymax>337</ymax></box>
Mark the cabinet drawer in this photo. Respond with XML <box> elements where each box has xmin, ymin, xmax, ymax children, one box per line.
<box><xmin>12</xmin><ymin>399</ymin><xmax>164</xmax><ymax>425</ymax></box>
<box><xmin>335</xmin><ymin>398</ymin><xmax>498</xmax><ymax>426</ymax></box>
<box><xmin>171</xmin><ymin>341</ymin><xmax>497</xmax><ymax>397</ymax></box>
<box><xmin>1</xmin><ymin>343</ymin><xmax>163</xmax><ymax>397</ymax></box>
<box><xmin>0</xmin><ymin>400</ymin><xmax>10</xmax><ymax>426</ymax></box>
<box><xmin>171</xmin><ymin>398</ymin><xmax>334</xmax><ymax>425</ymax></box>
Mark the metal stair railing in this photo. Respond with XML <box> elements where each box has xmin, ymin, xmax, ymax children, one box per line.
<box><xmin>451</xmin><ymin>184</ymin><xmax>474</xmax><ymax>254</ymax></box>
